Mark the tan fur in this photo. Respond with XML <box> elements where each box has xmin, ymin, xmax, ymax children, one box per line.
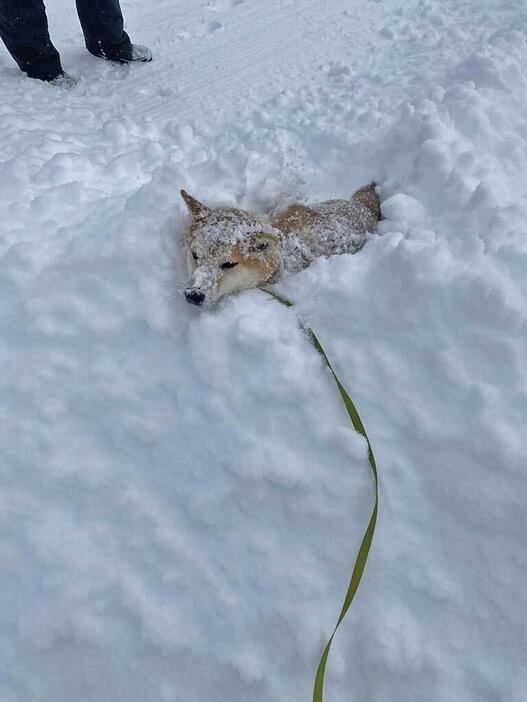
<box><xmin>181</xmin><ymin>184</ymin><xmax>381</xmax><ymax>305</ymax></box>
<box><xmin>273</xmin><ymin>204</ymin><xmax>319</xmax><ymax>233</ymax></box>
<box><xmin>181</xmin><ymin>189</ymin><xmax>208</xmax><ymax>219</ymax></box>
<box><xmin>271</xmin><ymin>183</ymin><xmax>380</xmax><ymax>253</ymax></box>
<box><xmin>351</xmin><ymin>183</ymin><xmax>382</xmax><ymax>221</ymax></box>
<box><xmin>216</xmin><ymin>242</ymin><xmax>278</xmax><ymax>284</ymax></box>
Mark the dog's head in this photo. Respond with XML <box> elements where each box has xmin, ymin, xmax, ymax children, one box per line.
<box><xmin>180</xmin><ymin>190</ymin><xmax>282</xmax><ymax>306</ymax></box>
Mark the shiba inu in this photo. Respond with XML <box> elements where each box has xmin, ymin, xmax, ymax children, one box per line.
<box><xmin>181</xmin><ymin>183</ymin><xmax>381</xmax><ymax>305</ymax></box>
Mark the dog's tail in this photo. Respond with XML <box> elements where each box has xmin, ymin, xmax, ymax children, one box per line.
<box><xmin>352</xmin><ymin>182</ymin><xmax>382</xmax><ymax>221</ymax></box>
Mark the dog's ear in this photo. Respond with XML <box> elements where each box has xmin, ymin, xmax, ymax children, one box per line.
<box><xmin>181</xmin><ymin>190</ymin><xmax>209</xmax><ymax>219</ymax></box>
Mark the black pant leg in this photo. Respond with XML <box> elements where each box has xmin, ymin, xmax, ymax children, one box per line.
<box><xmin>0</xmin><ymin>0</ymin><xmax>62</xmax><ymax>79</ymax></box>
<box><xmin>75</xmin><ymin>0</ymin><xmax>132</xmax><ymax>60</ymax></box>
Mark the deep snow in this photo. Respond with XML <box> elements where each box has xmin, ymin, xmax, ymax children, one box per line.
<box><xmin>1</xmin><ymin>1</ymin><xmax>526</xmax><ymax>701</ymax></box>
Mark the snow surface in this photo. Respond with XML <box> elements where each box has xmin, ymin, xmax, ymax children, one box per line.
<box><xmin>1</xmin><ymin>0</ymin><xmax>526</xmax><ymax>700</ymax></box>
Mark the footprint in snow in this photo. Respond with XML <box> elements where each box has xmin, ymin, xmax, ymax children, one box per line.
<box><xmin>198</xmin><ymin>20</ymin><xmax>225</xmax><ymax>36</ymax></box>
<box><xmin>177</xmin><ymin>20</ymin><xmax>224</xmax><ymax>41</ymax></box>
<box><xmin>207</xmin><ymin>0</ymin><xmax>245</xmax><ymax>12</ymax></box>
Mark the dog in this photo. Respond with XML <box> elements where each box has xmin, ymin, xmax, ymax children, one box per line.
<box><xmin>181</xmin><ymin>183</ymin><xmax>381</xmax><ymax>306</ymax></box>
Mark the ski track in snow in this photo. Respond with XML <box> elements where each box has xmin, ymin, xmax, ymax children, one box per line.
<box><xmin>1</xmin><ymin>1</ymin><xmax>526</xmax><ymax>701</ymax></box>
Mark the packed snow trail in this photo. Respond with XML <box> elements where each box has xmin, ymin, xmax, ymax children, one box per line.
<box><xmin>1</xmin><ymin>1</ymin><xmax>526</xmax><ymax>701</ymax></box>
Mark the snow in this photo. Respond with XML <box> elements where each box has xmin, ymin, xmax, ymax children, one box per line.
<box><xmin>1</xmin><ymin>1</ymin><xmax>526</xmax><ymax>701</ymax></box>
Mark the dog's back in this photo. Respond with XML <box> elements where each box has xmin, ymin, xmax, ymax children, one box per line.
<box><xmin>272</xmin><ymin>183</ymin><xmax>381</xmax><ymax>267</ymax></box>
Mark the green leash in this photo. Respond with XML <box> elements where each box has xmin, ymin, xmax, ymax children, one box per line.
<box><xmin>265</xmin><ymin>289</ymin><xmax>379</xmax><ymax>702</ymax></box>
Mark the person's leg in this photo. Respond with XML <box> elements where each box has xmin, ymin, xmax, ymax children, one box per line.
<box><xmin>0</xmin><ymin>0</ymin><xmax>62</xmax><ymax>80</ymax></box>
<box><xmin>75</xmin><ymin>0</ymin><xmax>151</xmax><ymax>63</ymax></box>
<box><xmin>75</xmin><ymin>0</ymin><xmax>132</xmax><ymax>61</ymax></box>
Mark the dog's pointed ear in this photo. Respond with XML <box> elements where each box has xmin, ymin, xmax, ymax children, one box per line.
<box><xmin>181</xmin><ymin>190</ymin><xmax>209</xmax><ymax>219</ymax></box>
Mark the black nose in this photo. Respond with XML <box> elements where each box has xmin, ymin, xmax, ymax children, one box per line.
<box><xmin>185</xmin><ymin>289</ymin><xmax>205</xmax><ymax>306</ymax></box>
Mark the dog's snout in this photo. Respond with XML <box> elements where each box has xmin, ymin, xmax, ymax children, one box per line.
<box><xmin>185</xmin><ymin>289</ymin><xmax>205</xmax><ymax>306</ymax></box>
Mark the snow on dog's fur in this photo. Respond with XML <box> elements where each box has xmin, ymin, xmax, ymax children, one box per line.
<box><xmin>181</xmin><ymin>184</ymin><xmax>381</xmax><ymax>305</ymax></box>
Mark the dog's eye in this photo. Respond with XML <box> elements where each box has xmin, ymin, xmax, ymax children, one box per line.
<box><xmin>255</xmin><ymin>241</ymin><xmax>269</xmax><ymax>251</ymax></box>
<box><xmin>192</xmin><ymin>251</ymin><xmax>198</xmax><ymax>261</ymax></box>
<box><xmin>221</xmin><ymin>261</ymin><xmax>238</xmax><ymax>270</ymax></box>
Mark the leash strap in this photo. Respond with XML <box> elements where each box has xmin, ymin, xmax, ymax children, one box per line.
<box><xmin>265</xmin><ymin>290</ymin><xmax>379</xmax><ymax>702</ymax></box>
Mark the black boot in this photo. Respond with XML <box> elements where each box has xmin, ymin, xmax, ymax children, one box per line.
<box><xmin>75</xmin><ymin>0</ymin><xmax>151</xmax><ymax>63</ymax></box>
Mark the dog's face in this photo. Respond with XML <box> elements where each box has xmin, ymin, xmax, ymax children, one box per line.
<box><xmin>181</xmin><ymin>190</ymin><xmax>282</xmax><ymax>306</ymax></box>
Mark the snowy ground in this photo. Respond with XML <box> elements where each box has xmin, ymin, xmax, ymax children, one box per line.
<box><xmin>1</xmin><ymin>0</ymin><xmax>526</xmax><ymax>700</ymax></box>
